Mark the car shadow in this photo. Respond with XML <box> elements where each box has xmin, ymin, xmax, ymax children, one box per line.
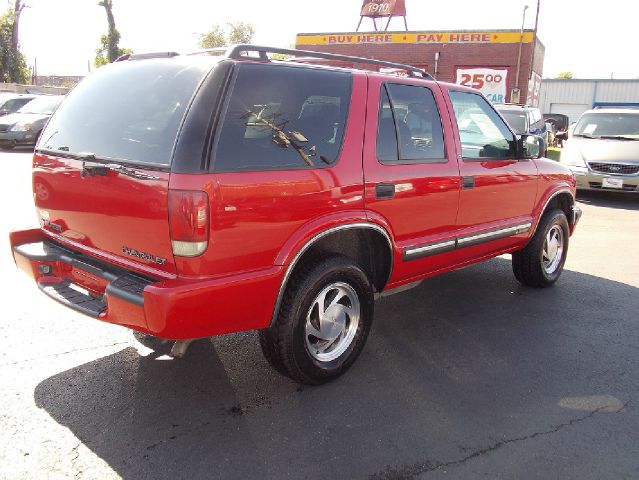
<box><xmin>34</xmin><ymin>258</ymin><xmax>639</xmax><ymax>479</ymax></box>
<box><xmin>577</xmin><ymin>189</ymin><xmax>639</xmax><ymax>210</ymax></box>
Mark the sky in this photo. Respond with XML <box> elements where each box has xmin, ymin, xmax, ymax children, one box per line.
<box><xmin>14</xmin><ymin>0</ymin><xmax>639</xmax><ymax>79</ymax></box>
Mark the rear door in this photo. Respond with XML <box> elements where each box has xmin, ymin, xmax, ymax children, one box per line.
<box><xmin>363</xmin><ymin>75</ymin><xmax>461</xmax><ymax>282</ymax></box>
<box><xmin>33</xmin><ymin>58</ymin><xmax>213</xmax><ymax>275</ymax></box>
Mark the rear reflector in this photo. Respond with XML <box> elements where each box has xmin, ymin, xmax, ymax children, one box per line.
<box><xmin>168</xmin><ymin>190</ymin><xmax>209</xmax><ymax>257</ymax></box>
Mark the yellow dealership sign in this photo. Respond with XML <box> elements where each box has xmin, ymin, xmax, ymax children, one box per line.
<box><xmin>296</xmin><ymin>31</ymin><xmax>534</xmax><ymax>46</ymax></box>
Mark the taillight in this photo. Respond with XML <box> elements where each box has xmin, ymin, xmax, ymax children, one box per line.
<box><xmin>168</xmin><ymin>190</ymin><xmax>209</xmax><ymax>257</ymax></box>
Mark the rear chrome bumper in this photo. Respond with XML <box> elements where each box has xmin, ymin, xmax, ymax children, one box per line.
<box><xmin>10</xmin><ymin>229</ymin><xmax>283</xmax><ymax>339</ymax></box>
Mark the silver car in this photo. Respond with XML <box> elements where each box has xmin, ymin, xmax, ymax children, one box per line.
<box><xmin>560</xmin><ymin>108</ymin><xmax>639</xmax><ymax>192</ymax></box>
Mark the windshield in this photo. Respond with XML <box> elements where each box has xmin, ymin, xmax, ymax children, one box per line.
<box><xmin>17</xmin><ymin>96</ymin><xmax>63</xmax><ymax>115</ymax></box>
<box><xmin>573</xmin><ymin>113</ymin><xmax>639</xmax><ymax>138</ymax></box>
<box><xmin>38</xmin><ymin>58</ymin><xmax>213</xmax><ymax>166</ymax></box>
<box><xmin>498</xmin><ymin>111</ymin><xmax>527</xmax><ymax>134</ymax></box>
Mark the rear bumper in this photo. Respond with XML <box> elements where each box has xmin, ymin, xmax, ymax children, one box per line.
<box><xmin>10</xmin><ymin>229</ymin><xmax>282</xmax><ymax>339</ymax></box>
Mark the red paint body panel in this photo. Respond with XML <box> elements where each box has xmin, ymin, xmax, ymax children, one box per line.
<box><xmin>32</xmin><ymin>153</ymin><xmax>177</xmax><ymax>275</ymax></box>
<box><xmin>169</xmin><ymin>73</ymin><xmax>368</xmax><ymax>278</ymax></box>
<box><xmin>9</xmin><ymin>63</ymin><xmax>578</xmax><ymax>341</ymax></box>
<box><xmin>9</xmin><ymin>228</ymin><xmax>283</xmax><ymax>338</ymax></box>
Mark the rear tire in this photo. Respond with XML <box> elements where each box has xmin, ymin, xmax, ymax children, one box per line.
<box><xmin>261</xmin><ymin>255</ymin><xmax>374</xmax><ymax>385</ymax></box>
<box><xmin>512</xmin><ymin>209</ymin><xmax>569</xmax><ymax>287</ymax></box>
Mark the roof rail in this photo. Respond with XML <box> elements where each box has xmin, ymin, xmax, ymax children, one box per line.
<box><xmin>226</xmin><ymin>44</ymin><xmax>435</xmax><ymax>80</ymax></box>
<box><xmin>186</xmin><ymin>47</ymin><xmax>229</xmax><ymax>56</ymax></box>
<box><xmin>116</xmin><ymin>51</ymin><xmax>179</xmax><ymax>62</ymax></box>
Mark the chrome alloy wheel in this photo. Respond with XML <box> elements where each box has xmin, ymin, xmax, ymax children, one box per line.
<box><xmin>542</xmin><ymin>225</ymin><xmax>564</xmax><ymax>274</ymax></box>
<box><xmin>304</xmin><ymin>282</ymin><xmax>360</xmax><ymax>362</ymax></box>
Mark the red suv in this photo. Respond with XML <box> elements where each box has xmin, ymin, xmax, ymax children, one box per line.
<box><xmin>10</xmin><ymin>46</ymin><xmax>581</xmax><ymax>384</ymax></box>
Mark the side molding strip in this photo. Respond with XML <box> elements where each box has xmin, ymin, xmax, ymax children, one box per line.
<box><xmin>404</xmin><ymin>239</ymin><xmax>456</xmax><ymax>261</ymax></box>
<box><xmin>403</xmin><ymin>222</ymin><xmax>532</xmax><ymax>261</ymax></box>
<box><xmin>457</xmin><ymin>222</ymin><xmax>532</xmax><ymax>248</ymax></box>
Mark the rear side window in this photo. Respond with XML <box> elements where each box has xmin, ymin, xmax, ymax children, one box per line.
<box><xmin>376</xmin><ymin>83</ymin><xmax>446</xmax><ymax>164</ymax></box>
<box><xmin>38</xmin><ymin>59</ymin><xmax>211</xmax><ymax>166</ymax></box>
<box><xmin>213</xmin><ymin>64</ymin><xmax>351</xmax><ymax>172</ymax></box>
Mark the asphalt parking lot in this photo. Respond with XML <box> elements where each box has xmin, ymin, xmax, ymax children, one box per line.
<box><xmin>1</xmin><ymin>149</ymin><xmax>638</xmax><ymax>479</ymax></box>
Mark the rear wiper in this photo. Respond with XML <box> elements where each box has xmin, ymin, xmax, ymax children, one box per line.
<box><xmin>107</xmin><ymin>163</ymin><xmax>161</xmax><ymax>180</ymax></box>
<box><xmin>245</xmin><ymin>108</ymin><xmax>317</xmax><ymax>167</ymax></box>
<box><xmin>80</xmin><ymin>157</ymin><xmax>159</xmax><ymax>180</ymax></box>
<box><xmin>597</xmin><ymin>135</ymin><xmax>638</xmax><ymax>141</ymax></box>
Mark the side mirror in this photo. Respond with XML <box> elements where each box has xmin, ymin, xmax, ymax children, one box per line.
<box><xmin>0</xmin><ymin>109</ymin><xmax>8</xmax><ymax>116</ymax></box>
<box><xmin>518</xmin><ymin>134</ymin><xmax>543</xmax><ymax>159</ymax></box>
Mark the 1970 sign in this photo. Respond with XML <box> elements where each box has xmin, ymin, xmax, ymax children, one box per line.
<box><xmin>360</xmin><ymin>0</ymin><xmax>406</xmax><ymax>17</ymax></box>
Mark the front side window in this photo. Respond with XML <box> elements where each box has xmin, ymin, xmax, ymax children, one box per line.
<box><xmin>529</xmin><ymin>109</ymin><xmax>545</xmax><ymax>133</ymax></box>
<box><xmin>375</xmin><ymin>83</ymin><xmax>446</xmax><ymax>164</ymax></box>
<box><xmin>213</xmin><ymin>64</ymin><xmax>352</xmax><ymax>172</ymax></box>
<box><xmin>448</xmin><ymin>91</ymin><xmax>515</xmax><ymax>159</ymax></box>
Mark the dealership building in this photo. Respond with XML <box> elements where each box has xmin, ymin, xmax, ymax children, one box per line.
<box><xmin>295</xmin><ymin>29</ymin><xmax>544</xmax><ymax>105</ymax></box>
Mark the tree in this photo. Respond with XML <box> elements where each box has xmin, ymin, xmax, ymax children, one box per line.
<box><xmin>198</xmin><ymin>24</ymin><xmax>226</xmax><ymax>49</ymax></box>
<box><xmin>556</xmin><ymin>71</ymin><xmax>574</xmax><ymax>79</ymax></box>
<box><xmin>0</xmin><ymin>7</ymin><xmax>29</xmax><ymax>83</ymax></box>
<box><xmin>198</xmin><ymin>22</ymin><xmax>255</xmax><ymax>49</ymax></box>
<box><xmin>227</xmin><ymin>22</ymin><xmax>254</xmax><ymax>45</ymax></box>
<box><xmin>94</xmin><ymin>0</ymin><xmax>131</xmax><ymax>67</ymax></box>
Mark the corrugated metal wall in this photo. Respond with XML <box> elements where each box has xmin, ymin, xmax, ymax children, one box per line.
<box><xmin>539</xmin><ymin>80</ymin><xmax>639</xmax><ymax>122</ymax></box>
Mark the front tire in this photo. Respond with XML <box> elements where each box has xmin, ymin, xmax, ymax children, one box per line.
<box><xmin>260</xmin><ymin>256</ymin><xmax>374</xmax><ymax>385</ymax></box>
<box><xmin>512</xmin><ymin>209</ymin><xmax>569</xmax><ymax>287</ymax></box>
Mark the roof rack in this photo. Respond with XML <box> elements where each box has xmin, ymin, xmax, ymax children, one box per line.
<box><xmin>226</xmin><ymin>44</ymin><xmax>435</xmax><ymax>80</ymax></box>
<box><xmin>116</xmin><ymin>51</ymin><xmax>179</xmax><ymax>62</ymax></box>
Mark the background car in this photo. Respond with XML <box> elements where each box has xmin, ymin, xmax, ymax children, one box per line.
<box><xmin>0</xmin><ymin>95</ymin><xmax>64</xmax><ymax>150</ymax></box>
<box><xmin>495</xmin><ymin>103</ymin><xmax>548</xmax><ymax>154</ymax></box>
<box><xmin>559</xmin><ymin>108</ymin><xmax>639</xmax><ymax>192</ymax></box>
<box><xmin>0</xmin><ymin>93</ymin><xmax>36</xmax><ymax>117</ymax></box>
<box><xmin>543</xmin><ymin>113</ymin><xmax>570</xmax><ymax>147</ymax></box>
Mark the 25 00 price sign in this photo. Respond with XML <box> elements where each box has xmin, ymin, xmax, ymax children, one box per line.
<box><xmin>456</xmin><ymin>68</ymin><xmax>508</xmax><ymax>104</ymax></box>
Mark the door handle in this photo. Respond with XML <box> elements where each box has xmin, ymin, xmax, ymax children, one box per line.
<box><xmin>375</xmin><ymin>183</ymin><xmax>395</xmax><ymax>199</ymax></box>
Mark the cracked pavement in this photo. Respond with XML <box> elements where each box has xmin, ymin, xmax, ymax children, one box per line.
<box><xmin>1</xmin><ymin>150</ymin><xmax>639</xmax><ymax>479</ymax></box>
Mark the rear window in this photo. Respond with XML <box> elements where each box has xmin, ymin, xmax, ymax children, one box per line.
<box><xmin>499</xmin><ymin>110</ymin><xmax>527</xmax><ymax>134</ymax></box>
<box><xmin>38</xmin><ymin>59</ymin><xmax>211</xmax><ymax>166</ymax></box>
<box><xmin>213</xmin><ymin>64</ymin><xmax>352</xmax><ymax>172</ymax></box>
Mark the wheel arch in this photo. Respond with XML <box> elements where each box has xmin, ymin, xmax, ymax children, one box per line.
<box><xmin>531</xmin><ymin>188</ymin><xmax>576</xmax><ymax>237</ymax></box>
<box><xmin>270</xmin><ymin>223</ymin><xmax>394</xmax><ymax>326</ymax></box>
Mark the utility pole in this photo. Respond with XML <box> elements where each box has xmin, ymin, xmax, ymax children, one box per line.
<box><xmin>527</xmin><ymin>0</ymin><xmax>541</xmax><ymax>103</ymax></box>
<box><xmin>514</xmin><ymin>4</ymin><xmax>528</xmax><ymax>103</ymax></box>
